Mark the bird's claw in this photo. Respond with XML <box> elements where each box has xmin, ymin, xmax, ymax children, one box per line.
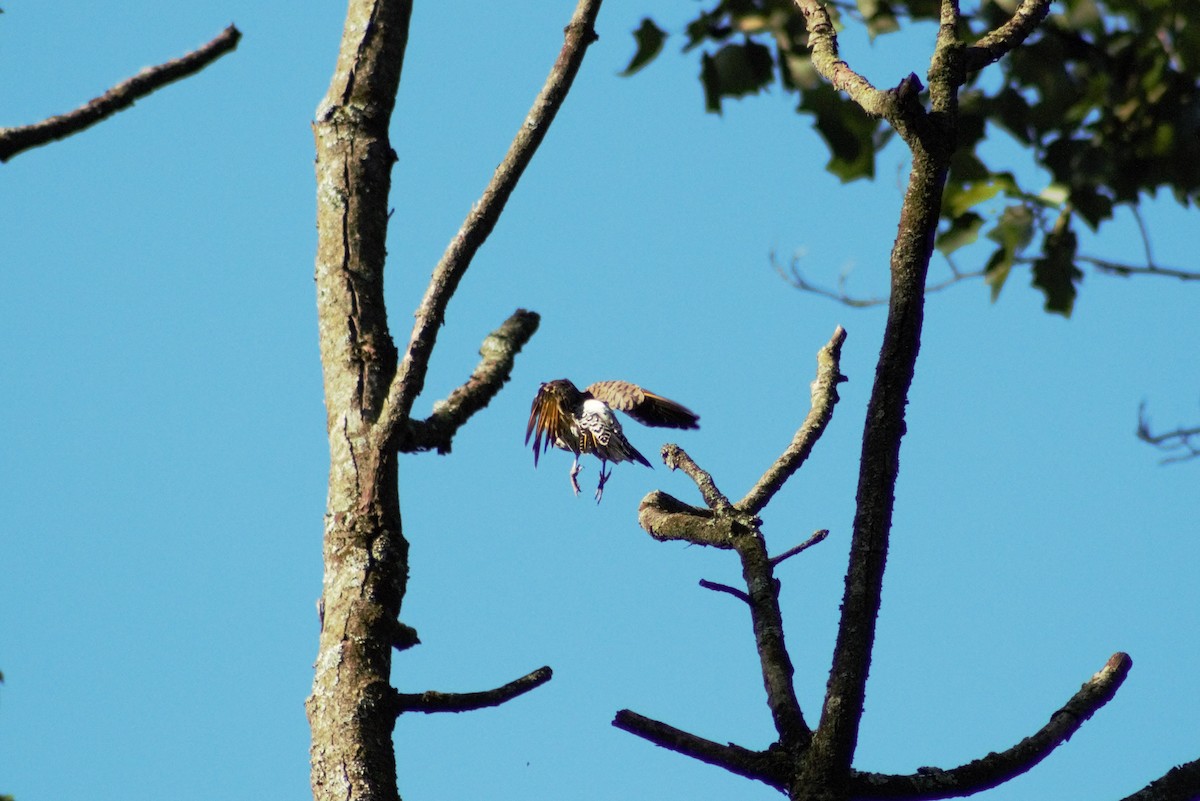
<box><xmin>595</xmin><ymin>464</ymin><xmax>611</xmax><ymax>504</ymax></box>
<box><xmin>570</xmin><ymin>460</ymin><xmax>583</xmax><ymax>496</ymax></box>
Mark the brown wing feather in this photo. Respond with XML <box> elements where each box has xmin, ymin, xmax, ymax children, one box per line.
<box><xmin>585</xmin><ymin>380</ymin><xmax>700</xmax><ymax>430</ymax></box>
<box><xmin>526</xmin><ymin>380</ymin><xmax>583</xmax><ymax>466</ymax></box>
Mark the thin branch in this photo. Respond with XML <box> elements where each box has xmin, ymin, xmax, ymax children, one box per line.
<box><xmin>792</xmin><ymin>0</ymin><xmax>895</xmax><ymax>118</ymax></box>
<box><xmin>1137</xmin><ymin>403</ymin><xmax>1200</xmax><ymax>464</ymax></box>
<box><xmin>1118</xmin><ymin>757</ymin><xmax>1200</xmax><ymax>801</ymax></box>
<box><xmin>0</xmin><ymin>25</ymin><xmax>241</xmax><ymax>162</ymax></box>
<box><xmin>963</xmin><ymin>0</ymin><xmax>1053</xmax><ymax>72</ymax></box>
<box><xmin>774</xmin><ymin>253</ymin><xmax>888</xmax><ymax>307</ymax></box>
<box><xmin>662</xmin><ymin>444</ymin><xmax>735</xmax><ymax>513</ymax></box>
<box><xmin>738</xmin><ymin>327</ymin><xmax>847</xmax><ymax>515</ymax></box>
<box><xmin>846</xmin><ymin>653</ymin><xmax>1132</xmax><ymax>800</ymax></box>
<box><xmin>1081</xmin><ymin>256</ymin><xmax>1200</xmax><ymax>281</ymax></box>
<box><xmin>769</xmin><ymin>529</ymin><xmax>829</xmax><ymax>567</ymax></box>
<box><xmin>699</xmin><ymin>579</ymin><xmax>750</xmax><ymax>604</ymax></box>
<box><xmin>394</xmin><ymin>666</ymin><xmax>553</xmax><ymax>714</ymax></box>
<box><xmin>612</xmin><ymin>710</ymin><xmax>789</xmax><ymax>790</ymax></box>
<box><xmin>379</xmin><ymin>0</ymin><xmax>603</xmax><ymax>442</ymax></box>
<box><xmin>1132</xmin><ymin>205</ymin><xmax>1156</xmax><ymax>268</ymax></box>
<box><xmin>397</xmin><ymin>309</ymin><xmax>541</xmax><ymax>453</ymax></box>
<box><xmin>774</xmin><ymin>251</ymin><xmax>981</xmax><ymax>308</ymax></box>
<box><xmin>639</xmin><ymin>444</ymin><xmax>813</xmax><ymax>747</ymax></box>
<box><xmin>780</xmin><ymin>253</ymin><xmax>1200</xmax><ymax>311</ymax></box>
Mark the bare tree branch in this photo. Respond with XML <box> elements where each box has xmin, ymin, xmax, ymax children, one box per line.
<box><xmin>1082</xmin><ymin>256</ymin><xmax>1200</xmax><ymax>281</ymax></box>
<box><xmin>846</xmin><ymin>653</ymin><xmax>1132</xmax><ymax>800</ymax></box>
<box><xmin>773</xmin><ymin>253</ymin><xmax>890</xmax><ymax>308</ymax></box>
<box><xmin>379</xmin><ymin>0</ymin><xmax>603</xmax><ymax>443</ymax></box>
<box><xmin>662</xmin><ymin>444</ymin><xmax>736</xmax><ymax>513</ymax></box>
<box><xmin>1137</xmin><ymin>403</ymin><xmax>1200</xmax><ymax>464</ymax></box>
<box><xmin>964</xmin><ymin>0</ymin><xmax>1053</xmax><ymax>72</ymax></box>
<box><xmin>698</xmin><ymin>579</ymin><xmax>751</xmax><ymax>603</ymax></box>
<box><xmin>638</xmin><ymin>490</ymin><xmax>729</xmax><ymax>548</ymax></box>
<box><xmin>640</xmin><ymin>442</ymin><xmax>814</xmax><ymax>750</ymax></box>
<box><xmin>0</xmin><ymin>25</ymin><xmax>240</xmax><ymax>162</ymax></box>
<box><xmin>739</xmin><ymin>327</ymin><xmax>847</xmax><ymax>515</ymax></box>
<box><xmin>769</xmin><ymin>529</ymin><xmax>829</xmax><ymax>567</ymax></box>
<box><xmin>394</xmin><ymin>666</ymin><xmax>553</xmax><ymax>714</ymax></box>
<box><xmin>612</xmin><ymin>710</ymin><xmax>789</xmax><ymax>790</ymax></box>
<box><xmin>398</xmin><ymin>309</ymin><xmax>541</xmax><ymax>454</ymax></box>
<box><xmin>778</xmin><ymin>252</ymin><xmax>1200</xmax><ymax>311</ymax></box>
<box><xmin>1118</xmin><ymin>758</ymin><xmax>1200</xmax><ymax>801</ymax></box>
<box><xmin>793</xmin><ymin>0</ymin><xmax>895</xmax><ymax>118</ymax></box>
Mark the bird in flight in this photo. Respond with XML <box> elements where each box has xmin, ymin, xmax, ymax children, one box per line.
<box><xmin>526</xmin><ymin>379</ymin><xmax>700</xmax><ymax>502</ymax></box>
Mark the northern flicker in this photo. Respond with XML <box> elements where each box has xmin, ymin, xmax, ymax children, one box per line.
<box><xmin>525</xmin><ymin>379</ymin><xmax>700</xmax><ymax>502</ymax></box>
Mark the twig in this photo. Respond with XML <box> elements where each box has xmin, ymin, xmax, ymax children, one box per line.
<box><xmin>0</xmin><ymin>25</ymin><xmax>241</xmax><ymax>162</ymax></box>
<box><xmin>612</xmin><ymin>710</ymin><xmax>789</xmax><ymax>789</ymax></box>
<box><xmin>964</xmin><ymin>0</ymin><xmax>1053</xmax><ymax>72</ymax></box>
<box><xmin>662</xmin><ymin>444</ymin><xmax>734</xmax><ymax>513</ymax></box>
<box><xmin>739</xmin><ymin>327</ymin><xmax>847</xmax><ymax>515</ymax></box>
<box><xmin>698</xmin><ymin>579</ymin><xmax>750</xmax><ymax>603</ymax></box>
<box><xmin>379</xmin><ymin>0</ymin><xmax>603</xmax><ymax>442</ymax></box>
<box><xmin>1137</xmin><ymin>403</ymin><xmax>1200</xmax><ymax>464</ymax></box>
<box><xmin>394</xmin><ymin>666</ymin><xmax>553</xmax><ymax>714</ymax></box>
<box><xmin>1132</xmin><ymin>205</ymin><xmax>1155</xmax><ymax>268</ymax></box>
<box><xmin>1081</xmin><ymin>256</ymin><xmax>1200</xmax><ymax>281</ymax></box>
<box><xmin>397</xmin><ymin>309</ymin><xmax>541</xmax><ymax>453</ymax></box>
<box><xmin>846</xmin><ymin>653</ymin><xmax>1132</xmax><ymax>799</ymax></box>
<box><xmin>774</xmin><ymin>251</ymin><xmax>985</xmax><ymax>307</ymax></box>
<box><xmin>769</xmin><ymin>529</ymin><xmax>829</xmax><ymax>567</ymax></box>
<box><xmin>780</xmin><ymin>253</ymin><xmax>1200</xmax><ymax>311</ymax></box>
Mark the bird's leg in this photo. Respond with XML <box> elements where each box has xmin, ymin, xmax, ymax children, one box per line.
<box><xmin>569</xmin><ymin>456</ymin><xmax>583</xmax><ymax>496</ymax></box>
<box><xmin>595</xmin><ymin>461</ymin><xmax>612</xmax><ymax>504</ymax></box>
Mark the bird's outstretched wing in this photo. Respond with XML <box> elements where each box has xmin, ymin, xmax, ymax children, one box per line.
<box><xmin>585</xmin><ymin>380</ymin><xmax>700</xmax><ymax>430</ymax></box>
<box><xmin>525</xmin><ymin>380</ymin><xmax>581</xmax><ymax>466</ymax></box>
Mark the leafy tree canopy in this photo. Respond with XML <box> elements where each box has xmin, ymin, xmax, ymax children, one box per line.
<box><xmin>624</xmin><ymin>0</ymin><xmax>1200</xmax><ymax>315</ymax></box>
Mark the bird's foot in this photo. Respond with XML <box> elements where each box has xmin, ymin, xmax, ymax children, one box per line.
<box><xmin>570</xmin><ymin>460</ymin><xmax>583</xmax><ymax>496</ymax></box>
<box><xmin>595</xmin><ymin>464</ymin><xmax>611</xmax><ymax>504</ymax></box>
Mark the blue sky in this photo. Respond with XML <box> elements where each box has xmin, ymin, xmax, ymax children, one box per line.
<box><xmin>2</xmin><ymin>2</ymin><xmax>1197</xmax><ymax>800</ymax></box>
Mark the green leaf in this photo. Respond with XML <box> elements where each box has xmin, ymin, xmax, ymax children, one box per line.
<box><xmin>798</xmin><ymin>84</ymin><xmax>879</xmax><ymax>181</ymax></box>
<box><xmin>983</xmin><ymin>204</ymin><xmax>1035</xmax><ymax>302</ymax></box>
<box><xmin>621</xmin><ymin>18</ymin><xmax>667</xmax><ymax>77</ymax></box>
<box><xmin>943</xmin><ymin>177</ymin><xmax>1011</xmax><ymax>218</ymax></box>
<box><xmin>987</xmin><ymin>203</ymin><xmax>1035</xmax><ymax>253</ymax></box>
<box><xmin>857</xmin><ymin>0</ymin><xmax>900</xmax><ymax>38</ymax></box>
<box><xmin>1031</xmin><ymin>221</ymin><xmax>1082</xmax><ymax>316</ymax></box>
<box><xmin>700</xmin><ymin>41</ymin><xmax>775</xmax><ymax>114</ymax></box>
<box><xmin>983</xmin><ymin>246</ymin><xmax>1014</xmax><ymax>302</ymax></box>
<box><xmin>936</xmin><ymin>212</ymin><xmax>985</xmax><ymax>256</ymax></box>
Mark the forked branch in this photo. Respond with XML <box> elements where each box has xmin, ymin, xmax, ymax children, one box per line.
<box><xmin>0</xmin><ymin>25</ymin><xmax>241</xmax><ymax>162</ymax></box>
<box><xmin>398</xmin><ymin>309</ymin><xmax>541</xmax><ymax>453</ymax></box>
<box><xmin>629</xmin><ymin>327</ymin><xmax>852</xmax><ymax>761</ymax></box>
<box><xmin>380</xmin><ymin>0</ymin><xmax>603</xmax><ymax>440</ymax></box>
<box><xmin>1137</xmin><ymin>403</ymin><xmax>1200</xmax><ymax>464</ymax></box>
